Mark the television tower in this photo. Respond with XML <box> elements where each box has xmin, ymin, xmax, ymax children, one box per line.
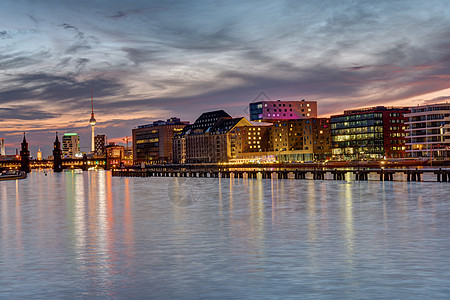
<box><xmin>89</xmin><ymin>90</ymin><xmax>96</xmax><ymax>152</ymax></box>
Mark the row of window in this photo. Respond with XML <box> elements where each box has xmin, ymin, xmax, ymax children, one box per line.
<box><xmin>412</xmin><ymin>106</ymin><xmax>450</xmax><ymax>113</ymax></box>
<box><xmin>331</xmin><ymin>113</ymin><xmax>383</xmax><ymax>123</ymax></box>
<box><xmin>390</xmin><ymin>119</ymin><xmax>405</xmax><ymax>124</ymax></box>
<box><xmin>332</xmin><ymin>126</ymin><xmax>383</xmax><ymax>134</ymax></box>
<box><xmin>332</xmin><ymin>133</ymin><xmax>384</xmax><ymax>141</ymax></box>
<box><xmin>389</xmin><ymin>126</ymin><xmax>407</xmax><ymax>130</ymax></box>
<box><xmin>390</xmin><ymin>133</ymin><xmax>407</xmax><ymax>137</ymax></box>
<box><xmin>331</xmin><ymin>120</ymin><xmax>383</xmax><ymax>129</ymax></box>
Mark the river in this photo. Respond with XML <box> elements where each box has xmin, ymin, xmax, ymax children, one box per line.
<box><xmin>1</xmin><ymin>170</ymin><xmax>449</xmax><ymax>299</ymax></box>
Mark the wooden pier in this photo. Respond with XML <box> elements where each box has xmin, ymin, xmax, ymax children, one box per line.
<box><xmin>112</xmin><ymin>168</ymin><xmax>450</xmax><ymax>182</ymax></box>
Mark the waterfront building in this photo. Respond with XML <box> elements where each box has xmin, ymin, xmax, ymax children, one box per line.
<box><xmin>172</xmin><ymin>135</ymin><xmax>187</xmax><ymax>164</ymax></box>
<box><xmin>229</xmin><ymin>125</ymin><xmax>272</xmax><ymax>163</ymax></box>
<box><xmin>174</xmin><ymin>110</ymin><xmax>252</xmax><ymax>163</ymax></box>
<box><xmin>208</xmin><ymin>117</ymin><xmax>253</xmax><ymax>162</ymax></box>
<box><xmin>175</xmin><ymin>111</ymin><xmax>230</xmax><ymax>163</ymax></box>
<box><xmin>106</xmin><ymin>143</ymin><xmax>124</xmax><ymax>169</ymax></box>
<box><xmin>331</xmin><ymin>106</ymin><xmax>409</xmax><ymax>160</ymax></box>
<box><xmin>249</xmin><ymin>99</ymin><xmax>318</xmax><ymax>122</ymax></box>
<box><xmin>234</xmin><ymin>125</ymin><xmax>271</xmax><ymax>154</ymax></box>
<box><xmin>230</xmin><ymin>118</ymin><xmax>331</xmax><ymax>163</ymax></box>
<box><xmin>89</xmin><ymin>90</ymin><xmax>96</xmax><ymax>153</ymax></box>
<box><xmin>271</xmin><ymin>118</ymin><xmax>332</xmax><ymax>161</ymax></box>
<box><xmin>405</xmin><ymin>103</ymin><xmax>450</xmax><ymax>158</ymax></box>
<box><xmin>132</xmin><ymin>117</ymin><xmax>188</xmax><ymax>164</ymax></box>
<box><xmin>62</xmin><ymin>133</ymin><xmax>80</xmax><ymax>159</ymax></box>
<box><xmin>94</xmin><ymin>134</ymin><xmax>106</xmax><ymax>156</ymax></box>
<box><xmin>0</xmin><ymin>138</ymin><xmax>5</xmax><ymax>156</ymax></box>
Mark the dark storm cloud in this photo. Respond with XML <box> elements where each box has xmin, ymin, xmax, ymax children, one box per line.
<box><xmin>424</xmin><ymin>96</ymin><xmax>450</xmax><ymax>104</ymax></box>
<box><xmin>0</xmin><ymin>49</ymin><xmax>50</xmax><ymax>70</ymax></box>
<box><xmin>2</xmin><ymin>0</ymin><xmax>450</xmax><ymax>145</ymax></box>
<box><xmin>75</xmin><ymin>58</ymin><xmax>90</xmax><ymax>73</ymax></box>
<box><xmin>0</xmin><ymin>107</ymin><xmax>60</xmax><ymax>120</ymax></box>
<box><xmin>0</xmin><ymin>30</ymin><xmax>12</xmax><ymax>39</ymax></box>
<box><xmin>60</xmin><ymin>23</ymin><xmax>96</xmax><ymax>54</ymax></box>
<box><xmin>122</xmin><ymin>48</ymin><xmax>163</xmax><ymax>65</ymax></box>
<box><xmin>0</xmin><ymin>55</ymin><xmax>35</xmax><ymax>69</ymax></box>
<box><xmin>108</xmin><ymin>10</ymin><xmax>143</xmax><ymax>19</ymax></box>
<box><xmin>0</xmin><ymin>73</ymin><xmax>125</xmax><ymax>110</ymax></box>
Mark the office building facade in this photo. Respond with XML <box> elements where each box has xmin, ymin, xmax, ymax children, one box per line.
<box><xmin>62</xmin><ymin>133</ymin><xmax>80</xmax><ymax>158</ymax></box>
<box><xmin>133</xmin><ymin>117</ymin><xmax>188</xmax><ymax>164</ymax></box>
<box><xmin>94</xmin><ymin>134</ymin><xmax>106</xmax><ymax>156</ymax></box>
<box><xmin>405</xmin><ymin>103</ymin><xmax>450</xmax><ymax>158</ymax></box>
<box><xmin>331</xmin><ymin>106</ymin><xmax>409</xmax><ymax>160</ymax></box>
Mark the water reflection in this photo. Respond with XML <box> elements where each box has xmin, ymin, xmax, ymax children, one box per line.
<box><xmin>1</xmin><ymin>172</ymin><xmax>450</xmax><ymax>299</ymax></box>
<box><xmin>342</xmin><ymin>183</ymin><xmax>354</xmax><ymax>269</ymax></box>
<box><xmin>66</xmin><ymin>170</ymin><xmax>135</xmax><ymax>297</ymax></box>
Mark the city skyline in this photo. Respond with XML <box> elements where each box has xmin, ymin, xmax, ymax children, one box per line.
<box><xmin>2</xmin><ymin>0</ymin><xmax>450</xmax><ymax>156</ymax></box>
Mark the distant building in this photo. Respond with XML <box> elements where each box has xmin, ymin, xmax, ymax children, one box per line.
<box><xmin>62</xmin><ymin>133</ymin><xmax>80</xmax><ymax>159</ymax></box>
<box><xmin>228</xmin><ymin>118</ymin><xmax>331</xmax><ymax>163</ymax></box>
<box><xmin>0</xmin><ymin>138</ymin><xmax>5</xmax><ymax>155</ymax></box>
<box><xmin>249</xmin><ymin>99</ymin><xmax>318</xmax><ymax>122</ymax></box>
<box><xmin>94</xmin><ymin>134</ymin><xmax>106</xmax><ymax>156</ymax></box>
<box><xmin>208</xmin><ymin>117</ymin><xmax>253</xmax><ymax>162</ymax></box>
<box><xmin>234</xmin><ymin>125</ymin><xmax>271</xmax><ymax>154</ymax></box>
<box><xmin>270</xmin><ymin>118</ymin><xmax>332</xmax><ymax>161</ymax></box>
<box><xmin>132</xmin><ymin>117</ymin><xmax>188</xmax><ymax>164</ymax></box>
<box><xmin>331</xmin><ymin>106</ymin><xmax>409</xmax><ymax>160</ymax></box>
<box><xmin>106</xmin><ymin>143</ymin><xmax>124</xmax><ymax>169</ymax></box>
<box><xmin>174</xmin><ymin>110</ymin><xmax>252</xmax><ymax>163</ymax></box>
<box><xmin>405</xmin><ymin>103</ymin><xmax>450</xmax><ymax>158</ymax></box>
<box><xmin>37</xmin><ymin>148</ymin><xmax>42</xmax><ymax>160</ymax></box>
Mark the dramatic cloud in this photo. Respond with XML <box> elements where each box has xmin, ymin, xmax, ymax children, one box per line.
<box><xmin>1</xmin><ymin>0</ymin><xmax>450</xmax><ymax>155</ymax></box>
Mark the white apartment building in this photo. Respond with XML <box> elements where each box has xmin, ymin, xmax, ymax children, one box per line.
<box><xmin>405</xmin><ymin>103</ymin><xmax>450</xmax><ymax>158</ymax></box>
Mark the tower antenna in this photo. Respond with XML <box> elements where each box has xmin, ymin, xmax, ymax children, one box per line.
<box><xmin>91</xmin><ymin>89</ymin><xmax>94</xmax><ymax>116</ymax></box>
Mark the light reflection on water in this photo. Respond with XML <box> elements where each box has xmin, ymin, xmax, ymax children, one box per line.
<box><xmin>1</xmin><ymin>170</ymin><xmax>450</xmax><ymax>299</ymax></box>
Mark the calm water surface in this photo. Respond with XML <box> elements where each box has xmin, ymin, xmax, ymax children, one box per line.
<box><xmin>1</xmin><ymin>170</ymin><xmax>450</xmax><ymax>299</ymax></box>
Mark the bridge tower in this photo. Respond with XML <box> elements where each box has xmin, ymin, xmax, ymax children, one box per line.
<box><xmin>53</xmin><ymin>132</ymin><xmax>63</xmax><ymax>172</ymax></box>
<box><xmin>20</xmin><ymin>132</ymin><xmax>31</xmax><ymax>173</ymax></box>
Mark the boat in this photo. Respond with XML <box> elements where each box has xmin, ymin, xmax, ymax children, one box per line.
<box><xmin>0</xmin><ymin>170</ymin><xmax>27</xmax><ymax>181</ymax></box>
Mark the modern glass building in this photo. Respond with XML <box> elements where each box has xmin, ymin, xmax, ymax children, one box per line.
<box><xmin>331</xmin><ymin>106</ymin><xmax>409</xmax><ymax>160</ymax></box>
<box><xmin>132</xmin><ymin>117</ymin><xmax>188</xmax><ymax>164</ymax></box>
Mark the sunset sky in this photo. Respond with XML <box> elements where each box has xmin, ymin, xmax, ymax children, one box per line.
<box><xmin>1</xmin><ymin>0</ymin><xmax>450</xmax><ymax>157</ymax></box>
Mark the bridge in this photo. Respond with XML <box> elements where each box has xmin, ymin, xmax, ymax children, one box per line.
<box><xmin>0</xmin><ymin>158</ymin><xmax>106</xmax><ymax>170</ymax></box>
<box><xmin>112</xmin><ymin>167</ymin><xmax>450</xmax><ymax>182</ymax></box>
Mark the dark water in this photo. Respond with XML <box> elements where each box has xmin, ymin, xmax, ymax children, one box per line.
<box><xmin>1</xmin><ymin>170</ymin><xmax>450</xmax><ymax>299</ymax></box>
